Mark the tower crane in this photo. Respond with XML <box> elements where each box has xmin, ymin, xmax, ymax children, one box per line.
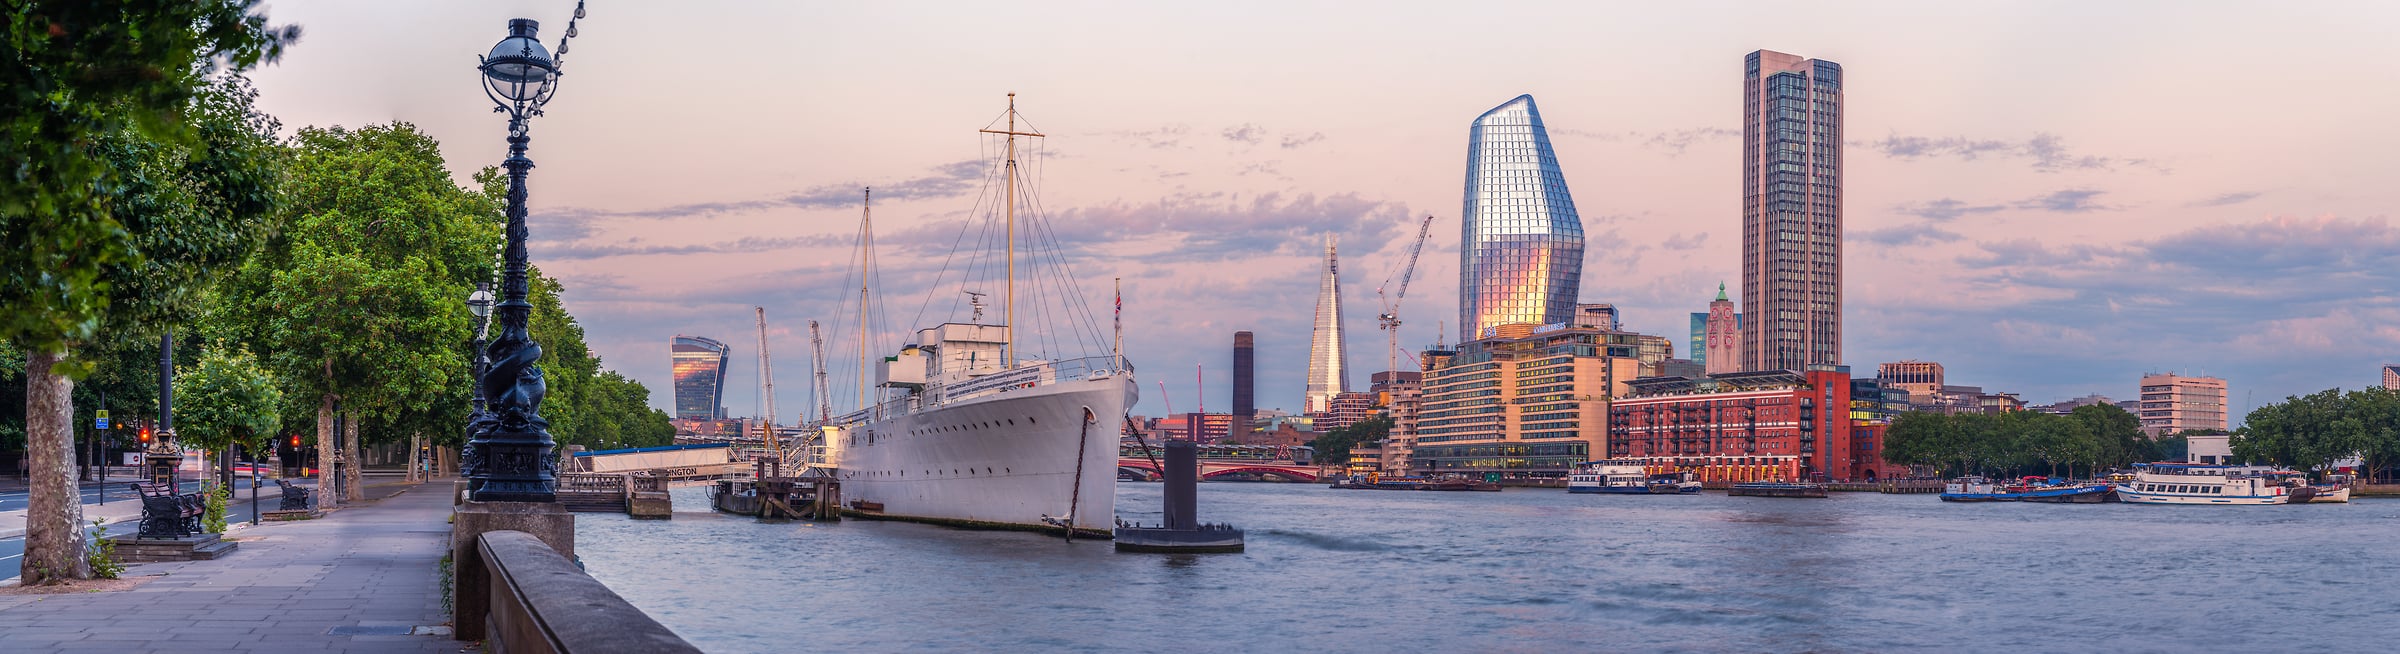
<box><xmin>1377</xmin><ymin>215</ymin><xmax>1436</xmax><ymax>376</ymax></box>
<box><xmin>756</xmin><ymin>307</ymin><xmax>783</xmax><ymax>463</ymax></box>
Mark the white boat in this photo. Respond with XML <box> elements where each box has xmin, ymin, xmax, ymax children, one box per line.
<box><xmin>1568</xmin><ymin>460</ymin><xmax>1698</xmax><ymax>494</ymax></box>
<box><xmin>816</xmin><ymin>95</ymin><xmax>1136</xmax><ymax>537</ymax></box>
<box><xmin>2307</xmin><ymin>485</ymin><xmax>2352</xmax><ymax>503</ymax></box>
<box><xmin>2115</xmin><ymin>463</ymin><xmax>2297</xmax><ymax>505</ymax></box>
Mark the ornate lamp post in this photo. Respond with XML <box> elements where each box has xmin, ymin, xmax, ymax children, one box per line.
<box><xmin>465</xmin><ymin>17</ymin><xmax>575</xmax><ymax>502</ymax></box>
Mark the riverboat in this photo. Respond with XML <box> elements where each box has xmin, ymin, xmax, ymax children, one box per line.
<box><xmin>1727</xmin><ymin>481</ymin><xmax>1828</xmax><ymax>498</ymax></box>
<box><xmin>2114</xmin><ymin>463</ymin><xmax>2298</xmax><ymax>505</ymax></box>
<box><xmin>1330</xmin><ymin>474</ymin><xmax>1500</xmax><ymax>492</ymax></box>
<box><xmin>2307</xmin><ymin>485</ymin><xmax>2352</xmax><ymax>503</ymax></box>
<box><xmin>1569</xmin><ymin>461</ymin><xmax>1702</xmax><ymax>494</ymax></box>
<box><xmin>1939</xmin><ymin>476</ymin><xmax>2114</xmax><ymax>503</ymax></box>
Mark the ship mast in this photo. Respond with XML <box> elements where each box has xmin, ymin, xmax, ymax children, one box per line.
<box><xmin>756</xmin><ymin>307</ymin><xmax>781</xmax><ymax>462</ymax></box>
<box><xmin>979</xmin><ymin>93</ymin><xmax>1043</xmax><ymax>369</ymax></box>
<box><xmin>857</xmin><ymin>188</ymin><xmax>872</xmax><ymax>412</ymax></box>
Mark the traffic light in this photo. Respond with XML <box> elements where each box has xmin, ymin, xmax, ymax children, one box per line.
<box><xmin>138</xmin><ymin>425</ymin><xmax>152</xmax><ymax>444</ymax></box>
<box><xmin>290</xmin><ymin>434</ymin><xmax>302</xmax><ymax>448</ymax></box>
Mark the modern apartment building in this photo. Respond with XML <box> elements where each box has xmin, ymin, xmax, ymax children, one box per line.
<box><xmin>2139</xmin><ymin>373</ymin><xmax>2229</xmax><ymax>436</ymax></box>
<box><xmin>1742</xmin><ymin>50</ymin><xmax>1844</xmax><ymax>371</ymax></box>
<box><xmin>1372</xmin><ymin>370</ymin><xmax>1424</xmax><ymax>474</ymax></box>
<box><xmin>2384</xmin><ymin>364</ymin><xmax>2400</xmax><ymax>390</ymax></box>
<box><xmin>1460</xmin><ymin>94</ymin><xmax>1585</xmax><ymax>339</ymax></box>
<box><xmin>669</xmin><ymin>335</ymin><xmax>731</xmax><ymax>427</ymax></box>
<box><xmin>1317</xmin><ymin>391</ymin><xmax>1379</xmax><ymax>433</ymax></box>
<box><xmin>1412</xmin><ymin>323</ymin><xmax>1645</xmax><ymax>478</ymax></box>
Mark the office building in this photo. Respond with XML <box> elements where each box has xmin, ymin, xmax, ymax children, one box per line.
<box><xmin>1608</xmin><ymin>365</ymin><xmax>1871</xmax><ymax>482</ymax></box>
<box><xmin>1414</xmin><ymin>323</ymin><xmax>1645</xmax><ymax>478</ymax></box>
<box><xmin>1689</xmin><ymin>313</ymin><xmax>1708</xmax><ymax>371</ymax></box>
<box><xmin>1704</xmin><ymin>283</ymin><xmax>1740</xmax><ymax>375</ymax></box>
<box><xmin>670</xmin><ymin>335</ymin><xmax>731</xmax><ymax>426</ymax></box>
<box><xmin>1742</xmin><ymin>50</ymin><xmax>1844</xmax><ymax>371</ymax></box>
<box><xmin>1306</xmin><ymin>236</ymin><xmax>1351</xmax><ymax>413</ymax></box>
<box><xmin>1635</xmin><ymin>334</ymin><xmax>1674</xmax><ymax>378</ymax></box>
<box><xmin>1577</xmin><ymin>303</ymin><xmax>1619</xmax><ymax>331</ymax></box>
<box><xmin>2384</xmin><ymin>364</ymin><xmax>2400</xmax><ymax>390</ymax></box>
<box><xmin>2139</xmin><ymin>373</ymin><xmax>2229</xmax><ymax>436</ymax></box>
<box><xmin>1233</xmin><ymin>331</ymin><xmax>1256</xmax><ymax>437</ymax></box>
<box><xmin>1876</xmin><ymin>361</ymin><xmax>1944</xmax><ymax>401</ymax></box>
<box><xmin>1460</xmin><ymin>94</ymin><xmax>1586</xmax><ymax>339</ymax></box>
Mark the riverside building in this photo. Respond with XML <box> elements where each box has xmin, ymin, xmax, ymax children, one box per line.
<box><xmin>1372</xmin><ymin>370</ymin><xmax>1425</xmax><ymax>474</ymax></box>
<box><xmin>1413</xmin><ymin>322</ymin><xmax>1645</xmax><ymax>479</ymax></box>
<box><xmin>1607</xmin><ymin>365</ymin><xmax>1876</xmax><ymax>482</ymax></box>
<box><xmin>2139</xmin><ymin>372</ymin><xmax>2229</xmax><ymax>436</ymax></box>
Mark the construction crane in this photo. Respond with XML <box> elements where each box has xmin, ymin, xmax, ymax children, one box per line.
<box><xmin>1377</xmin><ymin>215</ymin><xmax>1436</xmax><ymax>376</ymax></box>
<box><xmin>756</xmin><ymin>307</ymin><xmax>783</xmax><ymax>463</ymax></box>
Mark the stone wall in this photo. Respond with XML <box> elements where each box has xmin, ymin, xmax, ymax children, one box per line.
<box><xmin>472</xmin><ymin>529</ymin><xmax>698</xmax><ymax>653</ymax></box>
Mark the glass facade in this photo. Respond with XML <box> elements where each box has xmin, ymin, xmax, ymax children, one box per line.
<box><xmin>670</xmin><ymin>335</ymin><xmax>730</xmax><ymax>423</ymax></box>
<box><xmin>1742</xmin><ymin>50</ymin><xmax>1843</xmax><ymax>372</ymax></box>
<box><xmin>1305</xmin><ymin>236</ymin><xmax>1350</xmax><ymax>413</ymax></box>
<box><xmin>1460</xmin><ymin>94</ymin><xmax>1585</xmax><ymax>339</ymax></box>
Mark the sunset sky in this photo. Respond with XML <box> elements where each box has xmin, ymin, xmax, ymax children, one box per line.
<box><xmin>245</xmin><ymin>1</ymin><xmax>2400</xmax><ymax>423</ymax></box>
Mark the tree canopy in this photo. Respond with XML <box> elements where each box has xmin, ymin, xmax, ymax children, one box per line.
<box><xmin>1882</xmin><ymin>404</ymin><xmax>2169</xmax><ymax>479</ymax></box>
<box><xmin>1310</xmin><ymin>415</ymin><xmax>1392</xmax><ymax>465</ymax></box>
<box><xmin>171</xmin><ymin>341</ymin><xmax>281</xmax><ymax>453</ymax></box>
<box><xmin>2234</xmin><ymin>387</ymin><xmax>2400</xmax><ymax>480</ymax></box>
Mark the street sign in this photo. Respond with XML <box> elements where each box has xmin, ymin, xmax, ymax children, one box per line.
<box><xmin>94</xmin><ymin>409</ymin><xmax>109</xmax><ymax>430</ymax></box>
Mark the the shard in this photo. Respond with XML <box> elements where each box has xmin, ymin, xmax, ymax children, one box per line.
<box><xmin>1460</xmin><ymin>94</ymin><xmax>1585</xmax><ymax>339</ymax></box>
<box><xmin>1305</xmin><ymin>235</ymin><xmax>1350</xmax><ymax>414</ymax></box>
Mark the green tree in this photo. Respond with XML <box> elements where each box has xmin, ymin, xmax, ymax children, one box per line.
<box><xmin>1309</xmin><ymin>415</ymin><xmax>1392</xmax><ymax>465</ymax></box>
<box><xmin>3</xmin><ymin>0</ymin><xmax>292</xmax><ymax>581</ymax></box>
<box><xmin>171</xmin><ymin>341</ymin><xmax>281</xmax><ymax>458</ymax></box>
<box><xmin>2342</xmin><ymin>388</ymin><xmax>2400</xmax><ymax>483</ymax></box>
<box><xmin>210</xmin><ymin>123</ymin><xmax>500</xmax><ymax>503</ymax></box>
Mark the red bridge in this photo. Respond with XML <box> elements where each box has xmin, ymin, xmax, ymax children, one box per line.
<box><xmin>1117</xmin><ymin>444</ymin><xmax>1321</xmax><ymax>482</ymax></box>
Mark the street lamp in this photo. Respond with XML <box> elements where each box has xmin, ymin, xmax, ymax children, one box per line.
<box><xmin>464</xmin><ymin>16</ymin><xmax>577</xmax><ymax>503</ymax></box>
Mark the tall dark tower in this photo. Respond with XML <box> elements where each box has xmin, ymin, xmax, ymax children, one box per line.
<box><xmin>1232</xmin><ymin>331</ymin><xmax>1255</xmax><ymax>439</ymax></box>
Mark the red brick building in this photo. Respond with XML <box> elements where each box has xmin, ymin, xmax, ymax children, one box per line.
<box><xmin>1606</xmin><ymin>365</ymin><xmax>1873</xmax><ymax>482</ymax></box>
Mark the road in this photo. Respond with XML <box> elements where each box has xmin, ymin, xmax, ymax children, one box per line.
<box><xmin>2</xmin><ymin>477</ymin><xmax>301</xmax><ymax>582</ymax></box>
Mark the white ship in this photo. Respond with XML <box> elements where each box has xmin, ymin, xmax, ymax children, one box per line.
<box><xmin>2116</xmin><ymin>463</ymin><xmax>2299</xmax><ymax>505</ymax></box>
<box><xmin>815</xmin><ymin>94</ymin><xmax>1135</xmax><ymax>537</ymax></box>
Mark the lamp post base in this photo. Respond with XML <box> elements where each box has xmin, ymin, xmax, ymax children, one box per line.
<box><xmin>450</xmin><ymin>499</ymin><xmax>575</xmax><ymax>642</ymax></box>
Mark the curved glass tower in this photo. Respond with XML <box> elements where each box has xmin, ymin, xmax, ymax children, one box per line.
<box><xmin>669</xmin><ymin>335</ymin><xmax>730</xmax><ymax>424</ymax></box>
<box><xmin>1460</xmin><ymin>94</ymin><xmax>1585</xmax><ymax>339</ymax></box>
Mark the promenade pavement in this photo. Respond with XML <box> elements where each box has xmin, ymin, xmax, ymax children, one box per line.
<box><xmin>0</xmin><ymin>480</ymin><xmax>466</xmax><ymax>653</ymax></box>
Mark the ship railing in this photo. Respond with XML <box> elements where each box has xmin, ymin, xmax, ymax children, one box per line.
<box><xmin>843</xmin><ymin>356</ymin><xmax>1134</xmax><ymax>422</ymax></box>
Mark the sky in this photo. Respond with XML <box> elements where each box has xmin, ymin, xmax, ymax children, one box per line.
<box><xmin>244</xmin><ymin>1</ymin><xmax>2400</xmax><ymax>425</ymax></box>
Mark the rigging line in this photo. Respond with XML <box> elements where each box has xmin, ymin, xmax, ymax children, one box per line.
<box><xmin>947</xmin><ymin>133</ymin><xmax>1011</xmax><ymax>326</ymax></box>
<box><xmin>1019</xmin><ymin>160</ymin><xmax>1106</xmax><ymax>355</ymax></box>
<box><xmin>1022</xmin><ymin>188</ymin><xmax>1092</xmax><ymax>357</ymax></box>
<box><xmin>1015</xmin><ymin>167</ymin><xmax>1066</xmax><ymax>360</ymax></box>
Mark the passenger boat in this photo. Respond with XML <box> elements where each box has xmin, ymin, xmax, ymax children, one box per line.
<box><xmin>2306</xmin><ymin>485</ymin><xmax>2352</xmax><ymax>503</ymax></box>
<box><xmin>1330</xmin><ymin>474</ymin><xmax>1500</xmax><ymax>492</ymax></box>
<box><xmin>2114</xmin><ymin>463</ymin><xmax>2299</xmax><ymax>505</ymax></box>
<box><xmin>1569</xmin><ymin>460</ymin><xmax>1702</xmax><ymax>494</ymax></box>
<box><xmin>1939</xmin><ymin>476</ymin><xmax>2114</xmax><ymax>503</ymax></box>
<box><xmin>1727</xmin><ymin>481</ymin><xmax>1827</xmax><ymax>498</ymax></box>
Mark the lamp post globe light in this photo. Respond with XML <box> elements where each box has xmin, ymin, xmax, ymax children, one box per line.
<box><xmin>465</xmin><ymin>17</ymin><xmax>573</xmax><ymax>503</ymax></box>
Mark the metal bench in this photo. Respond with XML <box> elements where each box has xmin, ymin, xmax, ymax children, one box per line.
<box><xmin>274</xmin><ymin>478</ymin><xmax>313</xmax><ymax>511</ymax></box>
<box><xmin>131</xmin><ymin>481</ymin><xmax>204</xmax><ymax>539</ymax></box>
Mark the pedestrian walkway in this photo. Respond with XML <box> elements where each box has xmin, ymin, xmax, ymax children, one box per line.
<box><xmin>0</xmin><ymin>480</ymin><xmax>463</xmax><ymax>653</ymax></box>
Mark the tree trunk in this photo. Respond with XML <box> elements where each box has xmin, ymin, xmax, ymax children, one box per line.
<box><xmin>22</xmin><ymin>350</ymin><xmax>91</xmax><ymax>584</ymax></box>
<box><xmin>407</xmin><ymin>433</ymin><xmax>421</xmax><ymax>482</ymax></box>
<box><xmin>316</xmin><ymin>391</ymin><xmax>338</xmax><ymax>507</ymax></box>
<box><xmin>342</xmin><ymin>412</ymin><xmax>363</xmax><ymax>502</ymax></box>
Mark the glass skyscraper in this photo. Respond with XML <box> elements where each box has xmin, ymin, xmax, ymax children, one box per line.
<box><xmin>1742</xmin><ymin>50</ymin><xmax>1843</xmax><ymax>371</ymax></box>
<box><xmin>670</xmin><ymin>335</ymin><xmax>730</xmax><ymax>424</ymax></box>
<box><xmin>1305</xmin><ymin>235</ymin><xmax>1350</xmax><ymax>414</ymax></box>
<box><xmin>1460</xmin><ymin>94</ymin><xmax>1584</xmax><ymax>339</ymax></box>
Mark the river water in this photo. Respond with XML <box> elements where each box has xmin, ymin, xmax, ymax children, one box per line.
<box><xmin>574</xmin><ymin>483</ymin><xmax>2400</xmax><ymax>652</ymax></box>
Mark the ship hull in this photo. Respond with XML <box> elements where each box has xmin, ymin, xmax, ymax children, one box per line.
<box><xmin>838</xmin><ymin>375</ymin><xmax>1135</xmax><ymax>535</ymax></box>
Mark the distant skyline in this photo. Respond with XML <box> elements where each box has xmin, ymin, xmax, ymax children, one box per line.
<box><xmin>243</xmin><ymin>1</ymin><xmax>2400</xmax><ymax>424</ymax></box>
